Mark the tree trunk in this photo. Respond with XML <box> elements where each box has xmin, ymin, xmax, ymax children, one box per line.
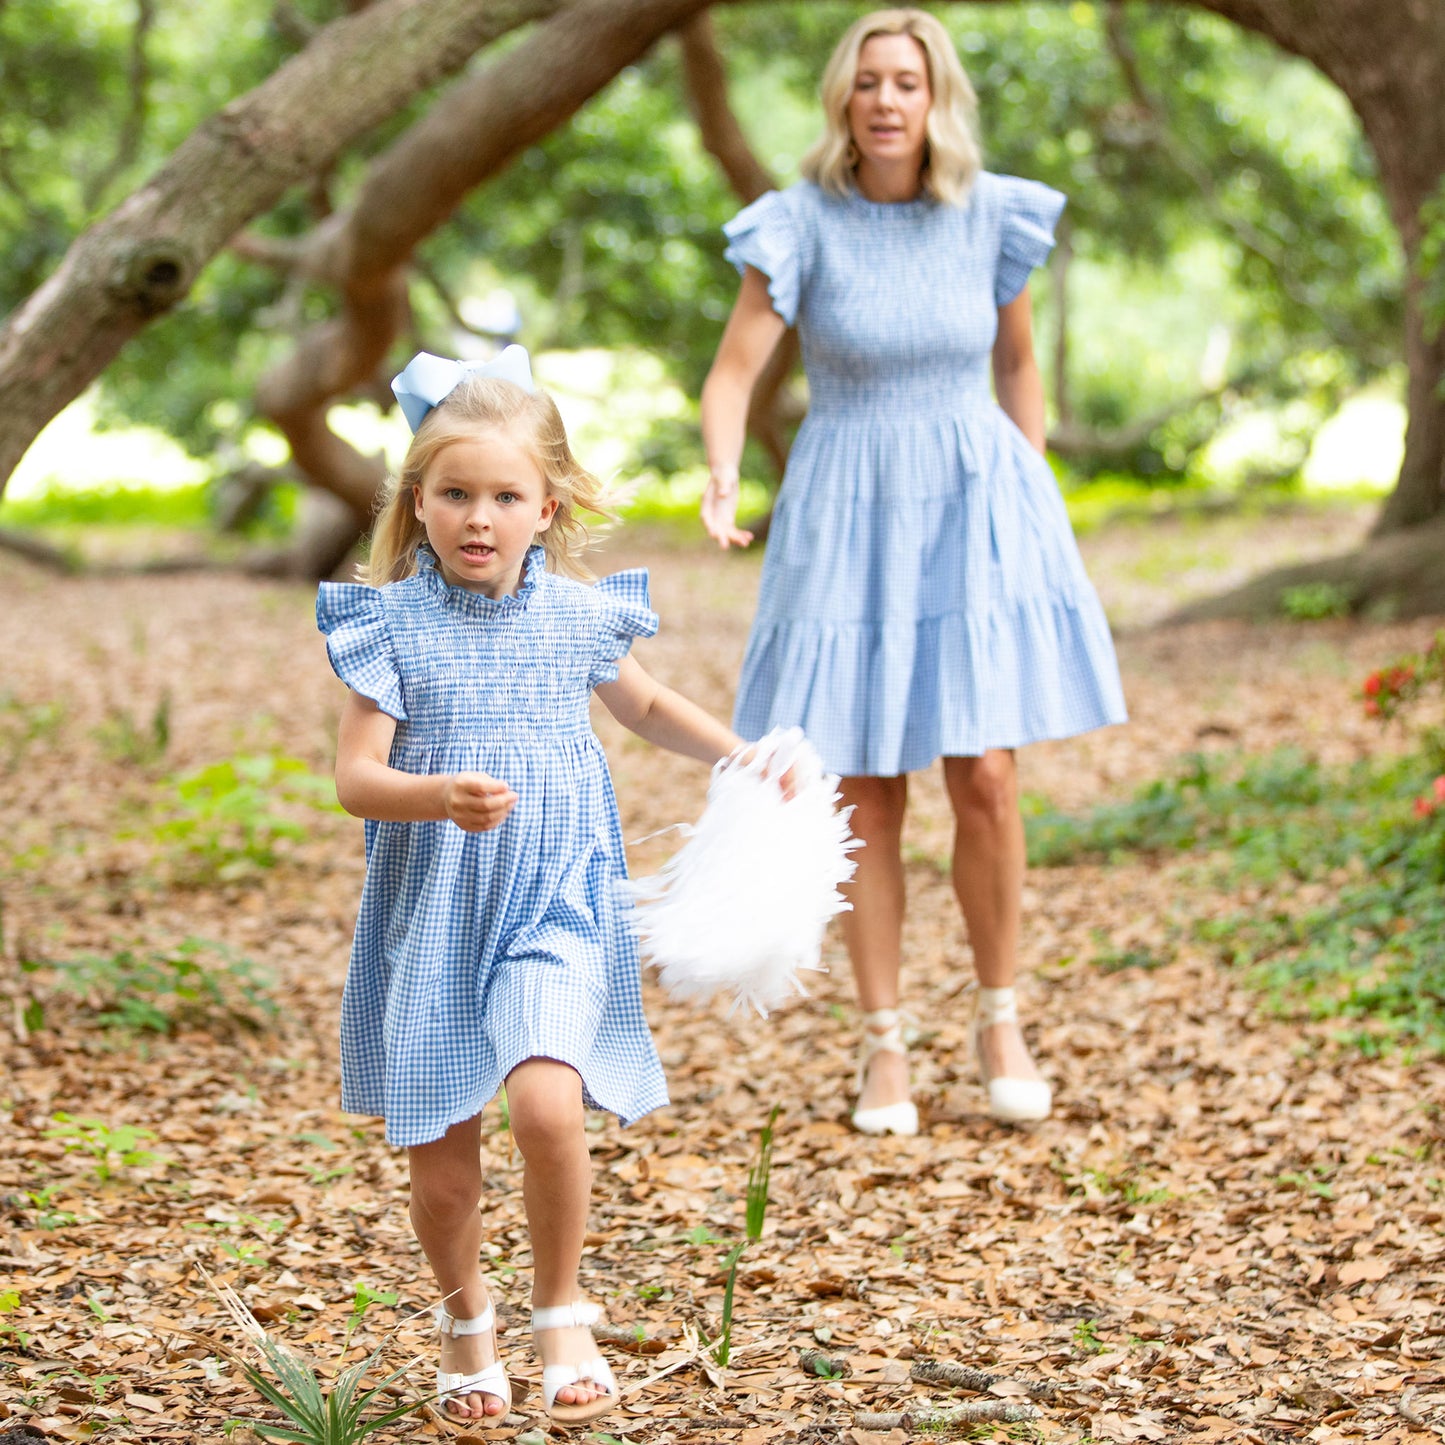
<box><xmin>253</xmin><ymin>0</ymin><xmax>722</xmax><ymax>530</ymax></box>
<box><xmin>1182</xmin><ymin>0</ymin><xmax>1445</xmax><ymax>532</ymax></box>
<box><xmin>0</xmin><ymin>0</ymin><xmax>562</xmax><ymax>497</ymax></box>
<box><xmin>679</xmin><ymin>11</ymin><xmax>803</xmax><ymax>491</ymax></box>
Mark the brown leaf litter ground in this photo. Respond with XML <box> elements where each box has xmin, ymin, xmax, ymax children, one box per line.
<box><xmin>1</xmin><ymin>500</ymin><xmax>1442</xmax><ymax>1444</ymax></box>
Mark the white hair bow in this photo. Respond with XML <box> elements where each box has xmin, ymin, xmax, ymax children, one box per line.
<box><xmin>390</xmin><ymin>345</ymin><xmax>535</xmax><ymax>433</ymax></box>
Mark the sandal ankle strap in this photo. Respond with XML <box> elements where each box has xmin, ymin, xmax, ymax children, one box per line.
<box><xmin>859</xmin><ymin>1007</ymin><xmax>908</xmax><ymax>1062</ymax></box>
<box><xmin>532</xmin><ymin>1299</ymin><xmax>601</xmax><ymax>1332</ymax></box>
<box><xmin>436</xmin><ymin>1300</ymin><xmax>496</xmax><ymax>1337</ymax></box>
<box><xmin>974</xmin><ymin>987</ymin><xmax>1019</xmax><ymax>1028</ymax></box>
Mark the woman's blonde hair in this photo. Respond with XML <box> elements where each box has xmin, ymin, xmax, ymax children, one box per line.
<box><xmin>361</xmin><ymin>376</ymin><xmax>611</xmax><ymax>586</ymax></box>
<box><xmin>800</xmin><ymin>8</ymin><xmax>982</xmax><ymax>206</ymax></box>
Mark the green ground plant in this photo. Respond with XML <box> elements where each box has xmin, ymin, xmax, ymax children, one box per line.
<box><xmin>43</xmin><ymin>1114</ymin><xmax>167</xmax><ymax>1184</ymax></box>
<box><xmin>706</xmin><ymin>1104</ymin><xmax>780</xmax><ymax>1370</ymax></box>
<box><xmin>1025</xmin><ymin>647</ymin><xmax>1445</xmax><ymax>1054</ymax></box>
<box><xmin>23</xmin><ymin>937</ymin><xmax>276</xmax><ymax>1035</ymax></box>
<box><xmin>0</xmin><ymin>694</ymin><xmax>65</xmax><ymax>771</ymax></box>
<box><xmin>145</xmin><ymin>753</ymin><xmax>339</xmax><ymax>882</ymax></box>
<box><xmin>206</xmin><ymin>1272</ymin><xmax>429</xmax><ymax>1445</ymax></box>
<box><xmin>95</xmin><ymin>690</ymin><xmax>172</xmax><ymax>767</ymax></box>
<box><xmin>0</xmin><ymin>1288</ymin><xmax>31</xmax><ymax>1349</ymax></box>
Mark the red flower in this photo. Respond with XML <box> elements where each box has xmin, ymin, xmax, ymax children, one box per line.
<box><xmin>1363</xmin><ymin>673</ymin><xmax>1383</xmax><ymax>696</ymax></box>
<box><xmin>1415</xmin><ymin>796</ymin><xmax>1435</xmax><ymax>818</ymax></box>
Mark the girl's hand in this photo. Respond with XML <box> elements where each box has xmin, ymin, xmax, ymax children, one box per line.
<box><xmin>700</xmin><ymin>465</ymin><xmax>755</xmax><ymax>550</ymax></box>
<box><xmin>725</xmin><ymin>742</ymin><xmax>797</xmax><ymax>800</ymax></box>
<box><xmin>443</xmin><ymin>773</ymin><xmax>518</xmax><ymax>832</ymax></box>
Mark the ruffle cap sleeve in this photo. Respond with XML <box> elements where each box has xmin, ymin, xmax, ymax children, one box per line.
<box><xmin>994</xmin><ymin>174</ymin><xmax>1066</xmax><ymax>308</ymax></box>
<box><xmin>723</xmin><ymin>190</ymin><xmax>801</xmax><ymax>327</ymax></box>
<box><xmin>589</xmin><ymin>569</ymin><xmax>660</xmax><ymax>689</ymax></box>
<box><xmin>316</xmin><ymin>583</ymin><xmax>407</xmax><ymax>721</ymax></box>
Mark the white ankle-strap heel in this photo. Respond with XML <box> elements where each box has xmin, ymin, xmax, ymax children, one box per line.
<box><xmin>850</xmin><ymin>1007</ymin><xmax>920</xmax><ymax>1136</ymax></box>
<box><xmin>435</xmin><ymin>1299</ymin><xmax>511</xmax><ymax>1425</ymax></box>
<box><xmin>973</xmin><ymin>987</ymin><xmax>1052</xmax><ymax>1122</ymax></box>
<box><xmin>531</xmin><ymin>1299</ymin><xmax>616</xmax><ymax>1425</ymax></box>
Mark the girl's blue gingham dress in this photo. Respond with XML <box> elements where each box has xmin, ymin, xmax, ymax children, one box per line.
<box><xmin>724</xmin><ymin>174</ymin><xmax>1127</xmax><ymax>776</ymax></box>
<box><xmin>316</xmin><ymin>547</ymin><xmax>669</xmax><ymax>1147</ymax></box>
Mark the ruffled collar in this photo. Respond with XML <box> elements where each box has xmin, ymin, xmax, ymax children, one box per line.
<box><xmin>414</xmin><ymin>543</ymin><xmax>545</xmax><ymax>613</ymax></box>
<box><xmin>844</xmin><ymin>184</ymin><xmax>935</xmax><ymax>219</ymax></box>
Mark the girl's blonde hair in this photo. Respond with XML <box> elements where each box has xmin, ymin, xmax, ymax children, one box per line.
<box><xmin>800</xmin><ymin>8</ymin><xmax>982</xmax><ymax>207</ymax></box>
<box><xmin>362</xmin><ymin>375</ymin><xmax>611</xmax><ymax>586</ymax></box>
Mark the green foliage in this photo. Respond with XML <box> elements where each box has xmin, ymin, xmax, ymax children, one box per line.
<box><xmin>1280</xmin><ymin>581</ymin><xmax>1352</xmax><ymax>620</ymax></box>
<box><xmin>0</xmin><ymin>1287</ymin><xmax>32</xmax><ymax>1349</ymax></box>
<box><xmin>27</xmin><ymin>937</ymin><xmax>276</xmax><ymax>1035</ymax></box>
<box><xmin>96</xmin><ymin>689</ymin><xmax>172</xmax><ymax>767</ymax></box>
<box><xmin>0</xmin><ymin>3</ymin><xmax>1403</xmax><ymax>497</ymax></box>
<box><xmin>12</xmin><ymin>1185</ymin><xmax>81</xmax><ymax>1231</ymax></box>
<box><xmin>1420</xmin><ymin>175</ymin><xmax>1445</xmax><ymax>342</ymax></box>
<box><xmin>1027</xmin><ymin>744</ymin><xmax>1445</xmax><ymax>1054</ymax></box>
<box><xmin>44</xmin><ymin>1113</ymin><xmax>167</xmax><ymax>1184</ymax></box>
<box><xmin>147</xmin><ymin>754</ymin><xmax>339</xmax><ymax>882</ymax></box>
<box><xmin>0</xmin><ymin>694</ymin><xmax>65</xmax><ymax>771</ymax></box>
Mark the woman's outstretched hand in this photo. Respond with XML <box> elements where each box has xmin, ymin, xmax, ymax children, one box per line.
<box><xmin>700</xmin><ymin>465</ymin><xmax>755</xmax><ymax>550</ymax></box>
<box><xmin>443</xmin><ymin>773</ymin><xmax>518</xmax><ymax>831</ymax></box>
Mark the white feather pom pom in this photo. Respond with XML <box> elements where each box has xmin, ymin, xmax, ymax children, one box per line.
<box><xmin>626</xmin><ymin>727</ymin><xmax>859</xmax><ymax>1016</ymax></box>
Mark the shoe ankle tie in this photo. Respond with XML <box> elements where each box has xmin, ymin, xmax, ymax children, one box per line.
<box><xmin>859</xmin><ymin>1007</ymin><xmax>907</xmax><ymax>1062</ymax></box>
<box><xmin>974</xmin><ymin>987</ymin><xmax>1019</xmax><ymax>1028</ymax></box>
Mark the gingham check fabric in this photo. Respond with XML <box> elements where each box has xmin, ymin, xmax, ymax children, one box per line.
<box><xmin>316</xmin><ymin>548</ymin><xmax>668</xmax><ymax>1145</ymax></box>
<box><xmin>723</xmin><ymin>173</ymin><xmax>1128</xmax><ymax>776</ymax></box>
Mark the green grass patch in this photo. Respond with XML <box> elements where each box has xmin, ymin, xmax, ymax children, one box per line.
<box><xmin>1026</xmin><ymin>748</ymin><xmax>1445</xmax><ymax>1055</ymax></box>
<box><xmin>3</xmin><ymin>482</ymin><xmax>213</xmax><ymax>529</ymax></box>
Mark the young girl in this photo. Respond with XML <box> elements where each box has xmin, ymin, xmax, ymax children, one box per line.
<box><xmin>317</xmin><ymin>346</ymin><xmax>746</xmax><ymax>1427</ymax></box>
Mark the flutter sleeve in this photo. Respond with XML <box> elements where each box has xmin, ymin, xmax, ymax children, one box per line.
<box><xmin>723</xmin><ymin>190</ymin><xmax>802</xmax><ymax>327</ymax></box>
<box><xmin>994</xmin><ymin>174</ymin><xmax>1067</xmax><ymax>309</ymax></box>
<box><xmin>316</xmin><ymin>583</ymin><xmax>407</xmax><ymax>721</ymax></box>
<box><xmin>590</xmin><ymin>569</ymin><xmax>661</xmax><ymax>690</ymax></box>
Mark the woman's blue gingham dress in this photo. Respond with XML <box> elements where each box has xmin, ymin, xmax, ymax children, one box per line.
<box><xmin>724</xmin><ymin>174</ymin><xmax>1127</xmax><ymax>776</ymax></box>
<box><xmin>316</xmin><ymin>547</ymin><xmax>669</xmax><ymax>1147</ymax></box>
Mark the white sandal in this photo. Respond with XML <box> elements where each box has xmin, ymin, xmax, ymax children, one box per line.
<box><xmin>973</xmin><ymin>987</ymin><xmax>1052</xmax><ymax>1122</ymax></box>
<box><xmin>435</xmin><ymin>1299</ymin><xmax>511</xmax><ymax>1425</ymax></box>
<box><xmin>850</xmin><ymin>1008</ymin><xmax>919</xmax><ymax>1136</ymax></box>
<box><xmin>531</xmin><ymin>1300</ymin><xmax>617</xmax><ymax>1425</ymax></box>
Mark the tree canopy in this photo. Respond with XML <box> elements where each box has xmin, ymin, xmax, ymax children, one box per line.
<box><xmin>1</xmin><ymin>0</ymin><xmax>1440</xmax><ymax>592</ymax></box>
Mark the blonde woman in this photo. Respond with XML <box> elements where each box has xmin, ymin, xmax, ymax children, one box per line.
<box><xmin>700</xmin><ymin>10</ymin><xmax>1127</xmax><ymax>1135</ymax></box>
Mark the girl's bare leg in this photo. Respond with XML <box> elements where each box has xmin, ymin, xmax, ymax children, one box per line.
<box><xmin>942</xmin><ymin>751</ymin><xmax>1042</xmax><ymax>1082</ymax></box>
<box><xmin>408</xmin><ymin>1117</ymin><xmax>506</xmax><ymax>1420</ymax></box>
<box><xmin>506</xmin><ymin>1058</ymin><xmax>607</xmax><ymax>1409</ymax></box>
<box><xmin>838</xmin><ymin>773</ymin><xmax>911</xmax><ymax>1111</ymax></box>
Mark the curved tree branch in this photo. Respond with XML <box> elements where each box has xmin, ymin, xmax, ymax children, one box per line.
<box><xmin>678</xmin><ymin>11</ymin><xmax>801</xmax><ymax>486</ymax></box>
<box><xmin>250</xmin><ymin>0</ymin><xmax>725</xmax><ymax>545</ymax></box>
<box><xmin>0</xmin><ymin>0</ymin><xmax>563</xmax><ymax>497</ymax></box>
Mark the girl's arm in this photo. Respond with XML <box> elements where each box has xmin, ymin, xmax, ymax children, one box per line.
<box><xmin>334</xmin><ymin>690</ymin><xmax>517</xmax><ymax>832</ymax></box>
<box><xmin>992</xmin><ymin>285</ymin><xmax>1047</xmax><ymax>455</ymax></box>
<box><xmin>594</xmin><ymin>655</ymin><xmax>741</xmax><ymax>765</ymax></box>
<box><xmin>699</xmin><ymin>266</ymin><xmax>788</xmax><ymax>549</ymax></box>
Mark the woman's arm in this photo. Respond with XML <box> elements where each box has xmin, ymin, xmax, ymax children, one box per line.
<box><xmin>699</xmin><ymin>265</ymin><xmax>788</xmax><ymax>549</ymax></box>
<box><xmin>594</xmin><ymin>654</ymin><xmax>742</xmax><ymax>765</ymax></box>
<box><xmin>334</xmin><ymin>689</ymin><xmax>517</xmax><ymax>832</ymax></box>
<box><xmin>992</xmin><ymin>286</ymin><xmax>1047</xmax><ymax>455</ymax></box>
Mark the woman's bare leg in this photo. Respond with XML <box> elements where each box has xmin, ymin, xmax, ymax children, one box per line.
<box><xmin>838</xmin><ymin>773</ymin><xmax>911</xmax><ymax>1111</ymax></box>
<box><xmin>942</xmin><ymin>751</ymin><xmax>1042</xmax><ymax>1082</ymax></box>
